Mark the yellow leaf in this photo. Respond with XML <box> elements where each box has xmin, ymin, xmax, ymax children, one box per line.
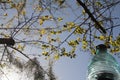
<box><xmin>37</xmin><ymin>7</ymin><xmax>43</xmax><ymax>11</ymax></box>
<box><xmin>57</xmin><ymin>17</ymin><xmax>63</xmax><ymax>21</ymax></box>
<box><xmin>91</xmin><ymin>49</ymin><xmax>96</xmax><ymax>55</ymax></box>
<box><xmin>99</xmin><ymin>35</ymin><xmax>105</xmax><ymax>40</ymax></box>
<box><xmin>77</xmin><ymin>37</ymin><xmax>81</xmax><ymax>42</ymax></box>
<box><xmin>17</xmin><ymin>44</ymin><xmax>25</xmax><ymax>50</ymax></box>
<box><xmin>110</xmin><ymin>48</ymin><xmax>120</xmax><ymax>53</ymax></box>
<box><xmin>67</xmin><ymin>22</ymin><xmax>75</xmax><ymax>26</ymax></box>
<box><xmin>109</xmin><ymin>40</ymin><xmax>113</xmax><ymax>45</ymax></box>
<box><xmin>42</xmin><ymin>15</ymin><xmax>49</xmax><ymax>20</ymax></box>
<box><xmin>54</xmin><ymin>54</ymin><xmax>60</xmax><ymax>60</ymax></box>
<box><xmin>82</xmin><ymin>40</ymin><xmax>88</xmax><ymax>50</ymax></box>
<box><xmin>58</xmin><ymin>0</ymin><xmax>65</xmax><ymax>5</ymax></box>
<box><xmin>39</xmin><ymin>19</ymin><xmax>44</xmax><ymax>25</ymax></box>
<box><xmin>50</xmin><ymin>31</ymin><xmax>57</xmax><ymax>34</ymax></box>
<box><xmin>68</xmin><ymin>40</ymin><xmax>79</xmax><ymax>47</ymax></box>
<box><xmin>48</xmin><ymin>15</ymin><xmax>52</xmax><ymax>19</ymax></box>
<box><xmin>82</xmin><ymin>40</ymin><xmax>87</xmax><ymax>45</ymax></box>
<box><xmin>74</xmin><ymin>26</ymin><xmax>85</xmax><ymax>34</ymax></box>
<box><xmin>21</xmin><ymin>9</ymin><xmax>26</xmax><ymax>15</ymax></box>
<box><xmin>11</xmin><ymin>3</ymin><xmax>16</xmax><ymax>8</ymax></box>
<box><xmin>82</xmin><ymin>45</ymin><xmax>87</xmax><ymax>49</ymax></box>
<box><xmin>62</xmin><ymin>52</ymin><xmax>69</xmax><ymax>56</ymax></box>
<box><xmin>42</xmin><ymin>51</ymin><xmax>49</xmax><ymax>56</ymax></box>
<box><xmin>82</xmin><ymin>10</ymin><xmax>86</xmax><ymax>15</ymax></box>
<box><xmin>40</xmin><ymin>29</ymin><xmax>46</xmax><ymax>35</ymax></box>
<box><xmin>42</xmin><ymin>45</ymin><xmax>49</xmax><ymax>49</ymax></box>
<box><xmin>69</xmin><ymin>48</ymin><xmax>75</xmax><ymax>54</ymax></box>
<box><xmin>4</xmin><ymin>13</ymin><xmax>8</xmax><ymax>16</ymax></box>
<box><xmin>96</xmin><ymin>1</ymin><xmax>102</xmax><ymax>7</ymax></box>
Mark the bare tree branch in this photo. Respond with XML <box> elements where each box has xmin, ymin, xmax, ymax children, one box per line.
<box><xmin>76</xmin><ymin>0</ymin><xmax>106</xmax><ymax>34</ymax></box>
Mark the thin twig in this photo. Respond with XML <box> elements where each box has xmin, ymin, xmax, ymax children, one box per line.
<box><xmin>1</xmin><ymin>45</ymin><xmax>7</xmax><ymax>61</ymax></box>
<box><xmin>106</xmin><ymin>24</ymin><xmax>120</xmax><ymax>30</ymax></box>
<box><xmin>8</xmin><ymin>46</ymin><xmax>33</xmax><ymax>62</ymax></box>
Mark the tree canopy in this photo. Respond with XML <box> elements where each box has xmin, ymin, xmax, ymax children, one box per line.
<box><xmin>0</xmin><ymin>0</ymin><xmax>120</xmax><ymax>79</ymax></box>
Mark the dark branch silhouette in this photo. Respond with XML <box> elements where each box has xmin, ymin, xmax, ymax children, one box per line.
<box><xmin>0</xmin><ymin>37</ymin><xmax>15</xmax><ymax>46</ymax></box>
<box><xmin>76</xmin><ymin>0</ymin><xmax>106</xmax><ymax>34</ymax></box>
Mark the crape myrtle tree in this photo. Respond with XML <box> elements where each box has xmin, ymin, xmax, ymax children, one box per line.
<box><xmin>0</xmin><ymin>0</ymin><xmax>120</xmax><ymax>80</ymax></box>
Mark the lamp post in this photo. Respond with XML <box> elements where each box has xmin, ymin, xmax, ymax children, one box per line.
<box><xmin>88</xmin><ymin>44</ymin><xmax>120</xmax><ymax>80</ymax></box>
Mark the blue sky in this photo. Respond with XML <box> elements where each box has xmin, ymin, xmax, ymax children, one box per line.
<box><xmin>53</xmin><ymin>52</ymin><xmax>91</xmax><ymax>80</ymax></box>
